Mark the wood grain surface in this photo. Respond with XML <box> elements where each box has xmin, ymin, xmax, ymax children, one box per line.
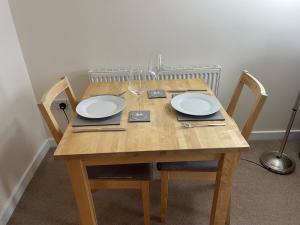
<box><xmin>54</xmin><ymin>79</ymin><xmax>249</xmax><ymax>161</ymax></box>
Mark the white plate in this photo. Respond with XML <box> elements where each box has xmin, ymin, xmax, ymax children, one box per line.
<box><xmin>171</xmin><ymin>93</ymin><xmax>220</xmax><ymax>116</ymax></box>
<box><xmin>76</xmin><ymin>95</ymin><xmax>126</xmax><ymax>119</ymax></box>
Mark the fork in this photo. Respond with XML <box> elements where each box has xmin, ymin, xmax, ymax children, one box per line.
<box><xmin>167</xmin><ymin>89</ymin><xmax>207</xmax><ymax>93</ymax></box>
<box><xmin>181</xmin><ymin>122</ymin><xmax>226</xmax><ymax>128</ymax></box>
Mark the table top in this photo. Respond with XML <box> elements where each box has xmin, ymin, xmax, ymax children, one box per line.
<box><xmin>54</xmin><ymin>79</ymin><xmax>249</xmax><ymax>160</ymax></box>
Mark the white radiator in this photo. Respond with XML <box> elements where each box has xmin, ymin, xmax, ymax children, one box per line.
<box><xmin>89</xmin><ymin>65</ymin><xmax>221</xmax><ymax>96</ymax></box>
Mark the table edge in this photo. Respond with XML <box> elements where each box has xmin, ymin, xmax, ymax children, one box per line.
<box><xmin>54</xmin><ymin>145</ymin><xmax>250</xmax><ymax>161</ymax></box>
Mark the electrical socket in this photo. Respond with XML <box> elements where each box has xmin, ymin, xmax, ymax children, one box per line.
<box><xmin>51</xmin><ymin>98</ymin><xmax>70</xmax><ymax>110</ymax></box>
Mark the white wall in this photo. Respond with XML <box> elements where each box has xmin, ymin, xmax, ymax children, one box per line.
<box><xmin>0</xmin><ymin>0</ymin><xmax>47</xmax><ymax>223</ymax></box>
<box><xmin>9</xmin><ymin>0</ymin><xmax>300</xmax><ymax>132</ymax></box>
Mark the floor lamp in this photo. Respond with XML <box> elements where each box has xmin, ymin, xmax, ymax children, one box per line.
<box><xmin>260</xmin><ymin>89</ymin><xmax>299</xmax><ymax>175</ymax></box>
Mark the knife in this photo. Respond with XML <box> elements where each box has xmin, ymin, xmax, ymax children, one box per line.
<box><xmin>82</xmin><ymin>91</ymin><xmax>127</xmax><ymax>100</ymax></box>
<box><xmin>167</xmin><ymin>89</ymin><xmax>207</xmax><ymax>93</ymax></box>
<box><xmin>72</xmin><ymin>127</ymin><xmax>127</xmax><ymax>133</ymax></box>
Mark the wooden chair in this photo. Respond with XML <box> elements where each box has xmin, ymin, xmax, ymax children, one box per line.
<box><xmin>157</xmin><ymin>70</ymin><xmax>268</xmax><ymax>223</ymax></box>
<box><xmin>38</xmin><ymin>77</ymin><xmax>152</xmax><ymax>225</ymax></box>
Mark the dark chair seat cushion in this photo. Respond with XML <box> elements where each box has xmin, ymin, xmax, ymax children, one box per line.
<box><xmin>87</xmin><ymin>163</ymin><xmax>153</xmax><ymax>180</ymax></box>
<box><xmin>157</xmin><ymin>160</ymin><xmax>218</xmax><ymax>172</ymax></box>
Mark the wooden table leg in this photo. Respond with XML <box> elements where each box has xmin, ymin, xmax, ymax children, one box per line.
<box><xmin>67</xmin><ymin>159</ymin><xmax>98</xmax><ymax>225</ymax></box>
<box><xmin>141</xmin><ymin>181</ymin><xmax>151</xmax><ymax>225</ymax></box>
<box><xmin>210</xmin><ymin>153</ymin><xmax>239</xmax><ymax>225</ymax></box>
<box><xmin>225</xmin><ymin>193</ymin><xmax>231</xmax><ymax>225</ymax></box>
<box><xmin>160</xmin><ymin>171</ymin><xmax>169</xmax><ymax>223</ymax></box>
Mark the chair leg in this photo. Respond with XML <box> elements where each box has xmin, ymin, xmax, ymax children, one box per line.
<box><xmin>160</xmin><ymin>171</ymin><xmax>169</xmax><ymax>223</ymax></box>
<box><xmin>141</xmin><ymin>181</ymin><xmax>150</xmax><ymax>225</ymax></box>
<box><xmin>225</xmin><ymin>196</ymin><xmax>231</xmax><ymax>225</ymax></box>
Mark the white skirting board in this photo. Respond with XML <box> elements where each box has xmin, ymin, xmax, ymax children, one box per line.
<box><xmin>0</xmin><ymin>138</ymin><xmax>55</xmax><ymax>225</ymax></box>
<box><xmin>250</xmin><ymin>129</ymin><xmax>300</xmax><ymax>141</ymax></box>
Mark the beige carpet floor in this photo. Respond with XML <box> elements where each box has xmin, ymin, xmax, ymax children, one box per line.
<box><xmin>7</xmin><ymin>140</ymin><xmax>300</xmax><ymax>225</ymax></box>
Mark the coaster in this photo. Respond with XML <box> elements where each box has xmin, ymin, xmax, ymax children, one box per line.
<box><xmin>128</xmin><ymin>111</ymin><xmax>151</xmax><ymax>122</ymax></box>
<box><xmin>147</xmin><ymin>90</ymin><xmax>166</xmax><ymax>99</ymax></box>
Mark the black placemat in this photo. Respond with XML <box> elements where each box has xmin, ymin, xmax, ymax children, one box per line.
<box><xmin>72</xmin><ymin>112</ymin><xmax>122</xmax><ymax>127</ymax></box>
<box><xmin>176</xmin><ymin>111</ymin><xmax>225</xmax><ymax>121</ymax></box>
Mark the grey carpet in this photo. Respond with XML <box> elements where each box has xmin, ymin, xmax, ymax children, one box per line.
<box><xmin>7</xmin><ymin>140</ymin><xmax>300</xmax><ymax>225</ymax></box>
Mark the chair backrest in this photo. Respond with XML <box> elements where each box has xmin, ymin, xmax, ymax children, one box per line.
<box><xmin>38</xmin><ymin>77</ymin><xmax>77</xmax><ymax>144</ymax></box>
<box><xmin>89</xmin><ymin>65</ymin><xmax>221</xmax><ymax>96</ymax></box>
<box><xmin>227</xmin><ymin>70</ymin><xmax>268</xmax><ymax>140</ymax></box>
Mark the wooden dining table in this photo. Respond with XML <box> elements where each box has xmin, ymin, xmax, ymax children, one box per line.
<box><xmin>54</xmin><ymin>79</ymin><xmax>250</xmax><ymax>225</ymax></box>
